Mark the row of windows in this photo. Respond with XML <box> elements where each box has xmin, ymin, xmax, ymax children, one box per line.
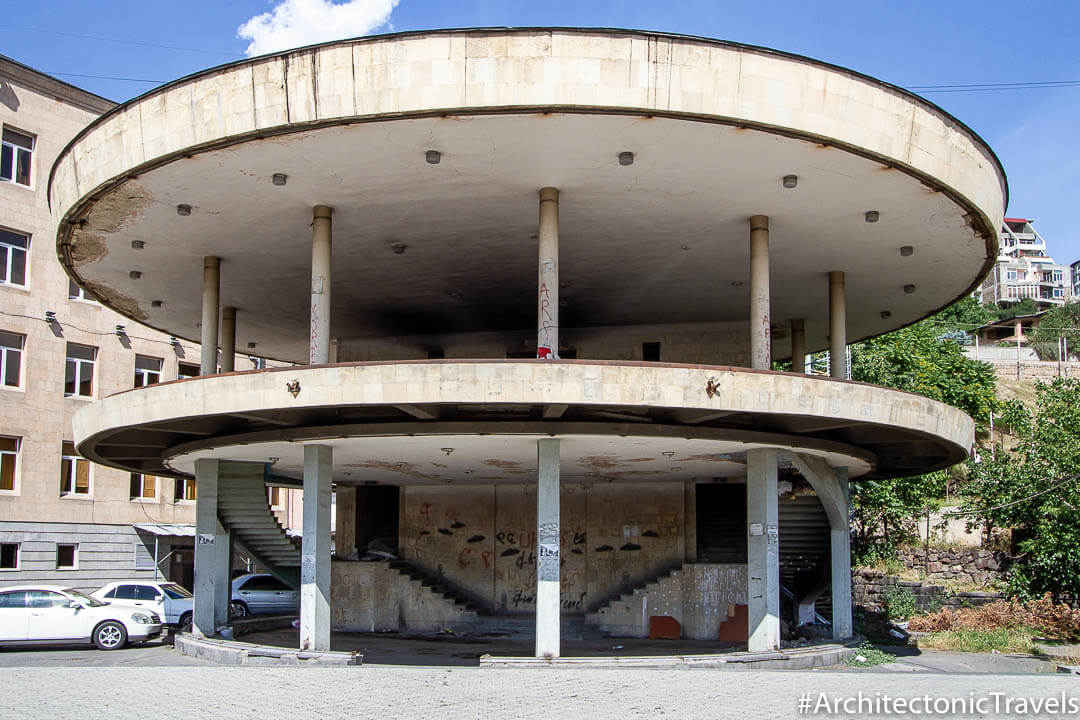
<box><xmin>0</xmin><ymin>542</ymin><xmax>78</xmax><ymax>571</ymax></box>
<box><xmin>0</xmin><ymin>332</ymin><xmax>200</xmax><ymax>394</ymax></box>
<box><xmin>0</xmin><ymin>435</ymin><xmax>195</xmax><ymax>501</ymax></box>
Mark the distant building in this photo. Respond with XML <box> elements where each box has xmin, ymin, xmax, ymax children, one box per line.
<box><xmin>979</xmin><ymin>218</ymin><xmax>1071</xmax><ymax>307</ymax></box>
<box><xmin>1070</xmin><ymin>260</ymin><xmax>1080</xmax><ymax>299</ymax></box>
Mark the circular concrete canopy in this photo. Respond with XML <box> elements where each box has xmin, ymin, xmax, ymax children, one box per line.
<box><xmin>72</xmin><ymin>361</ymin><xmax>973</xmax><ymax>483</ymax></box>
<box><xmin>51</xmin><ymin>28</ymin><xmax>1006</xmax><ymax>364</ymax></box>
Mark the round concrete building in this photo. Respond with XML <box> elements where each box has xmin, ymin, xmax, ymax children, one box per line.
<box><xmin>52</xmin><ymin>28</ymin><xmax>1004</xmax><ymax>657</ymax></box>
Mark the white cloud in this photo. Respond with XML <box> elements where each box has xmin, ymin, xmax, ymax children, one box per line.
<box><xmin>238</xmin><ymin>0</ymin><xmax>399</xmax><ymax>57</ymax></box>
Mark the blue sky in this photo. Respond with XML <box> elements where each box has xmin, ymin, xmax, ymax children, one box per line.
<box><xmin>6</xmin><ymin>1</ymin><xmax>1079</xmax><ymax>263</ymax></box>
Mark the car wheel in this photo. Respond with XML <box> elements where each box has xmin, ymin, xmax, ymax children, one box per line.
<box><xmin>229</xmin><ymin>601</ymin><xmax>248</xmax><ymax>618</ymax></box>
<box><xmin>179</xmin><ymin>612</ymin><xmax>193</xmax><ymax>633</ymax></box>
<box><xmin>93</xmin><ymin>621</ymin><xmax>128</xmax><ymax>650</ymax></box>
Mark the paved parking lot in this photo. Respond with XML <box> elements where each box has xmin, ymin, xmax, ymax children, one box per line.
<box><xmin>2</xmin><ymin>640</ymin><xmax>1078</xmax><ymax>719</ymax></box>
<box><xmin>2</xmin><ymin>663</ymin><xmax>1078</xmax><ymax>720</ymax></box>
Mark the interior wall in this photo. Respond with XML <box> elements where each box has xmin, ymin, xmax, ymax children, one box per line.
<box><xmin>401</xmin><ymin>481</ymin><xmax>685</xmax><ymax>613</ymax></box>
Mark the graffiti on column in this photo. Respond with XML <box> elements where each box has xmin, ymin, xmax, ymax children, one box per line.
<box><xmin>537</xmin><ymin>265</ymin><xmax>557</xmax><ymax>358</ymax></box>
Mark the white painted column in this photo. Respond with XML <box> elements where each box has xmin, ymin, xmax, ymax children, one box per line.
<box><xmin>220</xmin><ymin>306</ymin><xmax>236</xmax><ymax>373</ymax></box>
<box><xmin>535</xmin><ymin>438</ymin><xmax>561</xmax><ymax>658</ymax></box>
<box><xmin>829</xmin><ymin>271</ymin><xmax>847</xmax><ymax>380</ymax></box>
<box><xmin>830</xmin><ymin>467</ymin><xmax>853</xmax><ymax>640</ymax></box>
<box><xmin>749</xmin><ymin>215</ymin><xmax>771</xmax><ymax>369</ymax></box>
<box><xmin>310</xmin><ymin>205</ymin><xmax>333</xmax><ymax>365</ymax></box>
<box><xmin>790</xmin><ymin>319</ymin><xmax>805</xmax><ymax>374</ymax></box>
<box><xmin>193</xmin><ymin>459</ymin><xmax>230</xmax><ymax>637</ymax></box>
<box><xmin>746</xmin><ymin>448</ymin><xmax>780</xmax><ymax>652</ymax></box>
<box><xmin>200</xmin><ymin>257</ymin><xmax>220</xmax><ymax>375</ymax></box>
<box><xmin>300</xmin><ymin>444</ymin><xmax>332</xmax><ymax>651</ymax></box>
<box><xmin>537</xmin><ymin>187</ymin><xmax>559</xmax><ymax>359</ymax></box>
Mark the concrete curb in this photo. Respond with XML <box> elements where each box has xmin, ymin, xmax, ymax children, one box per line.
<box><xmin>479</xmin><ymin>642</ymin><xmax>856</xmax><ymax>670</ymax></box>
<box><xmin>175</xmin><ymin>633</ymin><xmax>361</xmax><ymax>666</ymax></box>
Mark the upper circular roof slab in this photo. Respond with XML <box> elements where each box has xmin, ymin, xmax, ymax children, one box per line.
<box><xmin>50</xmin><ymin>28</ymin><xmax>1006</xmax><ymax>363</ymax></box>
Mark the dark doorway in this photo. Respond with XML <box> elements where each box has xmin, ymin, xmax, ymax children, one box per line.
<box><xmin>355</xmin><ymin>485</ymin><xmax>400</xmax><ymax>556</ymax></box>
<box><xmin>695</xmin><ymin>483</ymin><xmax>747</xmax><ymax>563</ymax></box>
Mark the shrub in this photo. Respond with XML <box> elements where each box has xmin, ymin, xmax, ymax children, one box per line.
<box><xmin>882</xmin><ymin>586</ymin><xmax>917</xmax><ymax>620</ymax></box>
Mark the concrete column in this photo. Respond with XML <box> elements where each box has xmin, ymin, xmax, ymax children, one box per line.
<box><xmin>220</xmin><ymin>307</ymin><xmax>236</xmax><ymax>373</ymax></box>
<box><xmin>749</xmin><ymin>215</ymin><xmax>771</xmax><ymax>369</ymax></box>
<box><xmin>537</xmin><ymin>187</ymin><xmax>559</xmax><ymax>359</ymax></box>
<box><xmin>193</xmin><ymin>459</ymin><xmax>230</xmax><ymax>637</ymax></box>
<box><xmin>746</xmin><ymin>448</ymin><xmax>780</xmax><ymax>652</ymax></box>
<box><xmin>310</xmin><ymin>205</ymin><xmax>333</xmax><ymax>365</ymax></box>
<box><xmin>790</xmin><ymin>319</ymin><xmax>805</xmax><ymax>374</ymax></box>
<box><xmin>300</xmin><ymin>444</ymin><xmax>332</xmax><ymax>651</ymax></box>
<box><xmin>200</xmin><ymin>257</ymin><xmax>220</xmax><ymax>375</ymax></box>
<box><xmin>828</xmin><ymin>271</ymin><xmax>847</xmax><ymax>379</ymax></box>
<box><xmin>535</xmin><ymin>438</ymin><xmax>561</xmax><ymax>658</ymax></box>
<box><xmin>830</xmin><ymin>467</ymin><xmax>853</xmax><ymax>640</ymax></box>
<box><xmin>334</xmin><ymin>486</ymin><xmax>357</xmax><ymax>558</ymax></box>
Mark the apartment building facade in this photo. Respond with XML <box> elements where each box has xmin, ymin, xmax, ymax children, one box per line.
<box><xmin>0</xmin><ymin>56</ymin><xmax>267</xmax><ymax>591</ymax></box>
<box><xmin>979</xmin><ymin>218</ymin><xmax>1071</xmax><ymax>306</ymax></box>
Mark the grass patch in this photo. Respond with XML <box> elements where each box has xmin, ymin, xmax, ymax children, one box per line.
<box><xmin>914</xmin><ymin>627</ymin><xmax>1040</xmax><ymax>654</ymax></box>
<box><xmin>845</xmin><ymin>641</ymin><xmax>896</xmax><ymax>667</ymax></box>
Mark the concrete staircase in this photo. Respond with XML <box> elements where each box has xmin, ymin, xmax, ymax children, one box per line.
<box><xmin>386</xmin><ymin>560</ymin><xmax>485</xmax><ymax>615</ymax></box>
<box><xmin>216</xmin><ymin>468</ymin><xmax>300</xmax><ymax>588</ymax></box>
<box><xmin>586</xmin><ymin>565</ymin><xmax>685</xmax><ymax>638</ymax></box>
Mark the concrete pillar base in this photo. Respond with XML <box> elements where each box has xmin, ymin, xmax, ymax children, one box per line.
<box><xmin>193</xmin><ymin>459</ymin><xmax>230</xmax><ymax>637</ymax></box>
<box><xmin>535</xmin><ymin>438</ymin><xmax>561</xmax><ymax>658</ymax></box>
<box><xmin>746</xmin><ymin>448</ymin><xmax>780</xmax><ymax>652</ymax></box>
<box><xmin>300</xmin><ymin>444</ymin><xmax>332</xmax><ymax>651</ymax></box>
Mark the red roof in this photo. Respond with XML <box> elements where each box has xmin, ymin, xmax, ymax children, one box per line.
<box><xmin>1004</xmin><ymin>217</ymin><xmax>1030</xmax><ymax>224</ymax></box>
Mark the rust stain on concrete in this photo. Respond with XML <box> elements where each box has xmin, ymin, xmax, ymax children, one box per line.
<box><xmin>343</xmin><ymin>459</ymin><xmax>434</xmax><ymax>480</ymax></box>
<box><xmin>482</xmin><ymin>459</ymin><xmax>529</xmax><ymax>474</ymax></box>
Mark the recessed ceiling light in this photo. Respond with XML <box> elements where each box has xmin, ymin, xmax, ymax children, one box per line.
<box><xmin>448</xmin><ymin>290</ymin><xmax>464</xmax><ymax>300</ymax></box>
<box><xmin>391</xmin><ymin>243</ymin><xmax>407</xmax><ymax>254</ymax></box>
<box><xmin>151</xmin><ymin>300</ymin><xmax>163</xmax><ymax>308</ymax></box>
<box><xmin>782</xmin><ymin>174</ymin><xmax>798</xmax><ymax>189</ymax></box>
<box><xmin>865</xmin><ymin>210</ymin><xmax>880</xmax><ymax>223</ymax></box>
<box><xmin>176</xmin><ymin>204</ymin><xmax>191</xmax><ymax>216</ymax></box>
<box><xmin>129</xmin><ymin>270</ymin><xmax>142</xmax><ymax>279</ymax></box>
<box><xmin>425</xmin><ymin>150</ymin><xmax>441</xmax><ymax>164</ymax></box>
<box><xmin>880</xmin><ymin>310</ymin><xmax>891</xmax><ymax>319</ymax></box>
<box><xmin>903</xmin><ymin>284</ymin><xmax>916</xmax><ymax>294</ymax></box>
<box><xmin>247</xmin><ymin>342</ymin><xmax>257</xmax><ymax>349</ymax></box>
<box><xmin>899</xmin><ymin>245</ymin><xmax>914</xmax><ymax>257</ymax></box>
<box><xmin>272</xmin><ymin>173</ymin><xmax>287</xmax><ymax>186</ymax></box>
<box><xmin>131</xmin><ymin>240</ymin><xmax>145</xmax><ymax>249</ymax></box>
<box><xmin>618</xmin><ymin>151</ymin><xmax>635</xmax><ymax>166</ymax></box>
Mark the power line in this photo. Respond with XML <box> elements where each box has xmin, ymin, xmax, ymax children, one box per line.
<box><xmin>944</xmin><ymin>472</ymin><xmax>1080</xmax><ymax>517</ymax></box>
<box><xmin>47</xmin><ymin>71</ymin><xmax>165</xmax><ymax>85</ymax></box>
<box><xmin>908</xmin><ymin>79</ymin><xmax>1080</xmax><ymax>94</ymax></box>
<box><xmin>0</xmin><ymin>23</ymin><xmax>241</xmax><ymax>58</ymax></box>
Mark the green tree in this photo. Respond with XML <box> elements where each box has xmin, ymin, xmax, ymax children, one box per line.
<box><xmin>1028</xmin><ymin>302</ymin><xmax>1080</xmax><ymax>361</ymax></box>
<box><xmin>994</xmin><ymin>297</ymin><xmax>1039</xmax><ymax>321</ymax></box>
<box><xmin>962</xmin><ymin>378</ymin><xmax>1080</xmax><ymax>599</ymax></box>
<box><xmin>850</xmin><ymin>321</ymin><xmax>998</xmax><ymax>425</ymax></box>
<box><xmin>934</xmin><ymin>296</ymin><xmax>994</xmax><ymax>332</ymax></box>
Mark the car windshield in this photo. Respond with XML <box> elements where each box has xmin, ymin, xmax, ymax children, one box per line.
<box><xmin>65</xmin><ymin>589</ymin><xmax>108</xmax><ymax>607</ymax></box>
<box><xmin>161</xmin><ymin>583</ymin><xmax>192</xmax><ymax>599</ymax></box>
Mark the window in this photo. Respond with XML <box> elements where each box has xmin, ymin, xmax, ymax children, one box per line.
<box><xmin>177</xmin><ymin>362</ymin><xmax>199</xmax><ymax>380</ymax></box>
<box><xmin>0</xmin><ymin>543</ymin><xmax>18</xmax><ymax>569</ymax></box>
<box><xmin>175</xmin><ymin>477</ymin><xmax>196</xmax><ymax>502</ymax></box>
<box><xmin>1054</xmin><ymin>288</ymin><xmax>1065</xmax><ymax>298</ymax></box>
<box><xmin>1006</xmin><ymin>269</ymin><xmax>1018</xmax><ymax>281</ymax></box>
<box><xmin>0</xmin><ymin>128</ymin><xmax>33</xmax><ymax>186</ymax></box>
<box><xmin>60</xmin><ymin>441</ymin><xmax>91</xmax><ymax>495</ymax></box>
<box><xmin>0</xmin><ymin>228</ymin><xmax>28</xmax><ymax>287</ymax></box>
<box><xmin>28</xmin><ymin>590</ymin><xmax>68</xmax><ymax>607</ymax></box>
<box><xmin>56</xmin><ymin>544</ymin><xmax>78</xmax><ymax>569</ymax></box>
<box><xmin>0</xmin><ymin>330</ymin><xmax>23</xmax><ymax>388</ymax></box>
<box><xmin>129</xmin><ymin>472</ymin><xmax>157</xmax><ymax>500</ymax></box>
<box><xmin>0</xmin><ymin>436</ymin><xmax>18</xmax><ymax>492</ymax></box>
<box><xmin>0</xmin><ymin>590</ymin><xmax>26</xmax><ymax>607</ymax></box>
<box><xmin>68</xmin><ymin>278</ymin><xmax>90</xmax><ymax>300</ymax></box>
<box><xmin>64</xmin><ymin>343</ymin><xmax>96</xmax><ymax>397</ymax></box>
<box><xmin>269</xmin><ymin>486</ymin><xmax>283</xmax><ymax>509</ymax></box>
<box><xmin>240</xmin><ymin>575</ymin><xmax>289</xmax><ymax>591</ymax></box>
<box><xmin>134</xmin><ymin>355</ymin><xmax>162</xmax><ymax>387</ymax></box>
<box><xmin>1053</xmin><ymin>270</ymin><xmax>1064</xmax><ymax>283</ymax></box>
<box><xmin>642</xmin><ymin>342</ymin><xmax>661</xmax><ymax>362</ymax></box>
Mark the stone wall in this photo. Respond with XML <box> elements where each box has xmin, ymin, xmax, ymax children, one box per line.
<box><xmin>854</xmin><ymin>569</ymin><xmax>1004</xmax><ymax>615</ymax></box>
<box><xmin>899</xmin><ymin>547</ymin><xmax>1009</xmax><ymax>585</ymax></box>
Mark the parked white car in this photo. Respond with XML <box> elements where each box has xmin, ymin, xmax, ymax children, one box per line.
<box><xmin>0</xmin><ymin>585</ymin><xmax>162</xmax><ymax>650</ymax></box>
<box><xmin>92</xmin><ymin>580</ymin><xmax>194</xmax><ymax>632</ymax></box>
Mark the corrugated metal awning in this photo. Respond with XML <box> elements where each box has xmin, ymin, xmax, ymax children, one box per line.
<box><xmin>133</xmin><ymin>523</ymin><xmax>196</xmax><ymax>537</ymax></box>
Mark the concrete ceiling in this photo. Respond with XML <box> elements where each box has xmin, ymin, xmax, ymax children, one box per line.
<box><xmin>69</xmin><ymin>112</ymin><xmax>990</xmax><ymax>363</ymax></box>
<box><xmin>165</xmin><ymin>433</ymin><xmax>869</xmax><ymax>485</ymax></box>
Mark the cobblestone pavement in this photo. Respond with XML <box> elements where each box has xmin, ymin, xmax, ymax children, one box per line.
<box><xmin>3</xmin><ymin>664</ymin><xmax>1079</xmax><ymax>720</ymax></box>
